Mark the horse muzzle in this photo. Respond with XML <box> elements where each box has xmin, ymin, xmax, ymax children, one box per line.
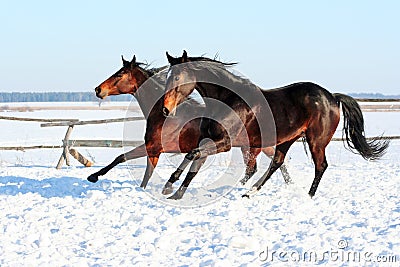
<box><xmin>95</xmin><ymin>86</ymin><xmax>106</xmax><ymax>99</ymax></box>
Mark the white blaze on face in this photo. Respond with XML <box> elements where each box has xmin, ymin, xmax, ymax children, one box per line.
<box><xmin>166</xmin><ymin>69</ymin><xmax>172</xmax><ymax>81</ymax></box>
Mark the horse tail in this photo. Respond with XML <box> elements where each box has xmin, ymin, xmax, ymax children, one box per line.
<box><xmin>333</xmin><ymin>93</ymin><xmax>389</xmax><ymax>160</ymax></box>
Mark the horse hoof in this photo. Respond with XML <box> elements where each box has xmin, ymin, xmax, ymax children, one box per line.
<box><xmin>139</xmin><ymin>181</ymin><xmax>148</xmax><ymax>189</ymax></box>
<box><xmin>87</xmin><ymin>174</ymin><xmax>99</xmax><ymax>183</ymax></box>
<box><xmin>167</xmin><ymin>187</ymin><xmax>187</xmax><ymax>200</ymax></box>
<box><xmin>308</xmin><ymin>189</ymin><xmax>316</xmax><ymax>198</ymax></box>
<box><xmin>243</xmin><ymin>186</ymin><xmax>259</xmax><ymax>198</ymax></box>
<box><xmin>162</xmin><ymin>182</ymin><xmax>174</xmax><ymax>195</ymax></box>
<box><xmin>167</xmin><ymin>194</ymin><xmax>181</xmax><ymax>200</ymax></box>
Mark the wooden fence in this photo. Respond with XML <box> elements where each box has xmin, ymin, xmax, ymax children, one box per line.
<box><xmin>40</xmin><ymin>117</ymin><xmax>145</xmax><ymax>168</ymax></box>
<box><xmin>1</xmin><ymin>99</ymin><xmax>400</xmax><ymax>168</ymax></box>
<box><xmin>0</xmin><ymin>115</ymin><xmax>144</xmax><ymax>168</ymax></box>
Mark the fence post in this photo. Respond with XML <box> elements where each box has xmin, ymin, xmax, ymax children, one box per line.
<box><xmin>69</xmin><ymin>148</ymin><xmax>93</xmax><ymax>167</ymax></box>
<box><xmin>56</xmin><ymin>125</ymin><xmax>74</xmax><ymax>169</ymax></box>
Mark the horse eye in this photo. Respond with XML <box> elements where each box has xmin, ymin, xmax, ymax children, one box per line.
<box><xmin>174</xmin><ymin>76</ymin><xmax>180</xmax><ymax>81</ymax></box>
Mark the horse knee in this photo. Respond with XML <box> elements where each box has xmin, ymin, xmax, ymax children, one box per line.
<box><xmin>185</xmin><ymin>149</ymin><xmax>201</xmax><ymax>160</ymax></box>
<box><xmin>321</xmin><ymin>160</ymin><xmax>328</xmax><ymax>171</ymax></box>
<box><xmin>169</xmin><ymin>169</ymin><xmax>183</xmax><ymax>183</ymax></box>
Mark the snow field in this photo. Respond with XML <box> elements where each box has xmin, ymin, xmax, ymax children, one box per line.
<box><xmin>0</xmin><ymin>103</ymin><xmax>399</xmax><ymax>266</ymax></box>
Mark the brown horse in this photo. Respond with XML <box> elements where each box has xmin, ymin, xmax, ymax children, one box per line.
<box><xmin>87</xmin><ymin>55</ymin><xmax>291</xmax><ymax>187</ymax></box>
<box><xmin>162</xmin><ymin>50</ymin><xmax>389</xmax><ymax>199</ymax></box>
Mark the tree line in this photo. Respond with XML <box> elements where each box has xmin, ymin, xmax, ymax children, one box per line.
<box><xmin>0</xmin><ymin>92</ymin><xmax>132</xmax><ymax>102</ymax></box>
<box><xmin>0</xmin><ymin>92</ymin><xmax>398</xmax><ymax>103</ymax></box>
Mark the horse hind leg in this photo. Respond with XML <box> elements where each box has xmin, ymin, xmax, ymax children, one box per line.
<box><xmin>307</xmin><ymin>142</ymin><xmax>329</xmax><ymax>198</ymax></box>
<box><xmin>307</xmin><ymin>97</ymin><xmax>340</xmax><ymax>197</ymax></box>
<box><xmin>239</xmin><ymin>146</ymin><xmax>292</xmax><ymax>186</ymax></box>
<box><xmin>243</xmin><ymin>139</ymin><xmax>296</xmax><ymax>197</ymax></box>
<box><xmin>305</xmin><ymin>123</ymin><xmax>336</xmax><ymax>197</ymax></box>
<box><xmin>261</xmin><ymin>147</ymin><xmax>292</xmax><ymax>184</ymax></box>
<box><xmin>239</xmin><ymin>147</ymin><xmax>261</xmax><ymax>185</ymax></box>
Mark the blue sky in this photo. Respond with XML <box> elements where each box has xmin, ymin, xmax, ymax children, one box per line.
<box><xmin>0</xmin><ymin>1</ymin><xmax>399</xmax><ymax>94</ymax></box>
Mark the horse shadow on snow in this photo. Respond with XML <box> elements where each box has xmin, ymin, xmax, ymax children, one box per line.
<box><xmin>0</xmin><ymin>175</ymin><xmax>135</xmax><ymax>199</ymax></box>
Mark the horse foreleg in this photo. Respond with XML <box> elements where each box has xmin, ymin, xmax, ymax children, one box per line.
<box><xmin>140</xmin><ymin>155</ymin><xmax>159</xmax><ymax>188</ymax></box>
<box><xmin>167</xmin><ymin>156</ymin><xmax>207</xmax><ymax>199</ymax></box>
<box><xmin>87</xmin><ymin>143</ymin><xmax>146</xmax><ymax>183</ymax></box>
<box><xmin>162</xmin><ymin>149</ymin><xmax>202</xmax><ymax>195</ymax></box>
<box><xmin>164</xmin><ymin>137</ymin><xmax>230</xmax><ymax>199</ymax></box>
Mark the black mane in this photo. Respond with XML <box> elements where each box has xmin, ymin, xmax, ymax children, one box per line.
<box><xmin>146</xmin><ymin>65</ymin><xmax>169</xmax><ymax>77</ymax></box>
<box><xmin>187</xmin><ymin>56</ymin><xmax>237</xmax><ymax>67</ymax></box>
<box><xmin>182</xmin><ymin>56</ymin><xmax>260</xmax><ymax>92</ymax></box>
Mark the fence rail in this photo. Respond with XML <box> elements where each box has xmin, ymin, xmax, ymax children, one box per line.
<box><xmin>40</xmin><ymin>116</ymin><xmax>144</xmax><ymax>127</ymax></box>
<box><xmin>0</xmin><ymin>145</ymin><xmax>63</xmax><ymax>151</ymax></box>
<box><xmin>65</xmin><ymin>140</ymin><xmax>144</xmax><ymax>148</ymax></box>
<box><xmin>0</xmin><ymin>140</ymin><xmax>145</xmax><ymax>151</ymax></box>
<box><xmin>355</xmin><ymin>98</ymin><xmax>400</xmax><ymax>102</ymax></box>
<box><xmin>0</xmin><ymin>115</ymin><xmax>78</xmax><ymax>123</ymax></box>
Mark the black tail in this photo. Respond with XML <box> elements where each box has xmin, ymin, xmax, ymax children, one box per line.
<box><xmin>334</xmin><ymin>93</ymin><xmax>389</xmax><ymax>161</ymax></box>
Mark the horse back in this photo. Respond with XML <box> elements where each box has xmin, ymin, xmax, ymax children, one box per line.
<box><xmin>262</xmin><ymin>82</ymin><xmax>339</xmax><ymax>143</ymax></box>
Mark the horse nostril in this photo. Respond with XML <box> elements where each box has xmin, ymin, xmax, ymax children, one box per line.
<box><xmin>95</xmin><ymin>87</ymin><xmax>101</xmax><ymax>95</ymax></box>
<box><xmin>162</xmin><ymin>107</ymin><xmax>170</xmax><ymax>117</ymax></box>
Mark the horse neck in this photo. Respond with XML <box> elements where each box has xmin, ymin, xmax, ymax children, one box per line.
<box><xmin>195</xmin><ymin>67</ymin><xmax>260</xmax><ymax>106</ymax></box>
<box><xmin>132</xmin><ymin>69</ymin><xmax>165</xmax><ymax>118</ymax></box>
<box><xmin>196</xmin><ymin>81</ymin><xmax>235</xmax><ymax>104</ymax></box>
<box><xmin>146</xmin><ymin>97</ymin><xmax>165</xmax><ymax>123</ymax></box>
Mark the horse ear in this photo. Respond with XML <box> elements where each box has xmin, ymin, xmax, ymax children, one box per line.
<box><xmin>166</xmin><ymin>51</ymin><xmax>174</xmax><ymax>64</ymax></box>
<box><xmin>182</xmin><ymin>50</ymin><xmax>188</xmax><ymax>62</ymax></box>
<box><xmin>122</xmin><ymin>55</ymin><xmax>129</xmax><ymax>67</ymax></box>
<box><xmin>130</xmin><ymin>55</ymin><xmax>136</xmax><ymax>69</ymax></box>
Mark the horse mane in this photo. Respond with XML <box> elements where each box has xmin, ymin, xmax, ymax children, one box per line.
<box><xmin>134</xmin><ymin>62</ymin><xmax>168</xmax><ymax>85</ymax></box>
<box><xmin>145</xmin><ymin>65</ymin><xmax>169</xmax><ymax>77</ymax></box>
<box><xmin>135</xmin><ymin>61</ymin><xmax>168</xmax><ymax>76</ymax></box>
<box><xmin>188</xmin><ymin>56</ymin><xmax>237</xmax><ymax>67</ymax></box>
<box><xmin>185</xmin><ymin>56</ymin><xmax>260</xmax><ymax>92</ymax></box>
<box><xmin>133</xmin><ymin>62</ymin><xmax>203</xmax><ymax>109</ymax></box>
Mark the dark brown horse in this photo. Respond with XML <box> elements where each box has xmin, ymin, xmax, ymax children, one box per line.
<box><xmin>87</xmin><ymin>55</ymin><xmax>291</xmax><ymax>187</ymax></box>
<box><xmin>162</xmin><ymin>50</ymin><xmax>389</xmax><ymax>199</ymax></box>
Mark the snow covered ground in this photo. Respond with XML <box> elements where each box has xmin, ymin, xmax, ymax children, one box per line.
<box><xmin>0</xmin><ymin>102</ymin><xmax>399</xmax><ymax>266</ymax></box>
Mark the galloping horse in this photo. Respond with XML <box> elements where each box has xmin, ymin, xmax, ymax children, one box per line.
<box><xmin>87</xmin><ymin>55</ymin><xmax>291</xmax><ymax>187</ymax></box>
<box><xmin>162</xmin><ymin>50</ymin><xmax>389</xmax><ymax>199</ymax></box>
